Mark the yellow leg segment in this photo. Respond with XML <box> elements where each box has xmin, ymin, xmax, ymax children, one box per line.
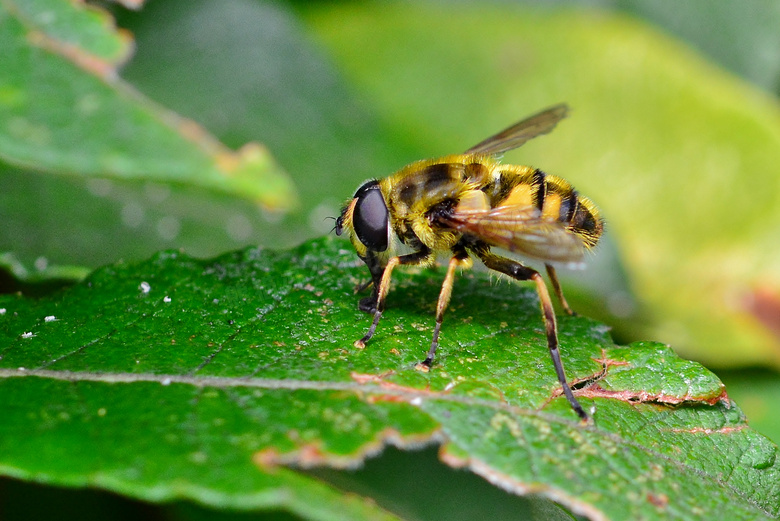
<box><xmin>420</xmin><ymin>254</ymin><xmax>468</xmax><ymax>368</ymax></box>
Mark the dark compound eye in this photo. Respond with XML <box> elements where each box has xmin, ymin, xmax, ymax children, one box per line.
<box><xmin>353</xmin><ymin>181</ymin><xmax>389</xmax><ymax>252</ymax></box>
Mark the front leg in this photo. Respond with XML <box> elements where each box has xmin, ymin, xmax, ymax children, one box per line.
<box><xmin>357</xmin><ymin>250</ymin><xmax>385</xmax><ymax>314</ymax></box>
<box><xmin>354</xmin><ymin>247</ymin><xmax>433</xmax><ymax>348</ymax></box>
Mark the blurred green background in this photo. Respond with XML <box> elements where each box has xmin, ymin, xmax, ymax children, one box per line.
<box><xmin>1</xmin><ymin>1</ymin><xmax>780</xmax><ymax>520</ymax></box>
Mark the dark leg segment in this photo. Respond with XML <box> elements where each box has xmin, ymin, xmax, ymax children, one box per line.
<box><xmin>357</xmin><ymin>250</ymin><xmax>385</xmax><ymax>313</ymax></box>
<box><xmin>475</xmin><ymin>249</ymin><xmax>588</xmax><ymax>420</ymax></box>
<box><xmin>355</xmin><ymin>248</ymin><xmax>433</xmax><ymax>348</ymax></box>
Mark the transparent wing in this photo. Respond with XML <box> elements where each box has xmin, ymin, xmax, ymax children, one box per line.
<box><xmin>437</xmin><ymin>205</ymin><xmax>585</xmax><ymax>262</ymax></box>
<box><xmin>464</xmin><ymin>104</ymin><xmax>569</xmax><ymax>157</ymax></box>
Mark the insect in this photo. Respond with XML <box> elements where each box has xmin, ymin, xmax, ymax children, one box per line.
<box><xmin>334</xmin><ymin>104</ymin><xmax>603</xmax><ymax>420</ymax></box>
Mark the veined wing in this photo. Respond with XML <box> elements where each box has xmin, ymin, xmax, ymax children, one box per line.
<box><xmin>464</xmin><ymin>104</ymin><xmax>569</xmax><ymax>157</ymax></box>
<box><xmin>436</xmin><ymin>205</ymin><xmax>586</xmax><ymax>262</ymax></box>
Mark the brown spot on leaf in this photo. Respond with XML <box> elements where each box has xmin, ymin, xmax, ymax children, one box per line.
<box><xmin>296</xmin><ymin>443</ymin><xmax>329</xmax><ymax>467</ymax></box>
<box><xmin>647</xmin><ymin>492</ymin><xmax>668</xmax><ymax>509</ymax></box>
<box><xmin>573</xmin><ymin>384</ymin><xmax>729</xmax><ymax>406</ymax></box>
<box><xmin>252</xmin><ymin>448</ymin><xmax>281</xmax><ymax>471</ymax></box>
<box><xmin>350</xmin><ymin>372</ymin><xmax>440</xmax><ymax>402</ymax></box>
<box><xmin>365</xmin><ymin>394</ymin><xmax>409</xmax><ymax>404</ymax></box>
<box><xmin>253</xmin><ymin>442</ymin><xmax>331</xmax><ymax>469</ymax></box>
<box><xmin>590</xmin><ymin>353</ymin><xmax>630</xmax><ymax>370</ymax></box>
<box><xmin>667</xmin><ymin>425</ymin><xmax>747</xmax><ymax>435</ymax></box>
<box><xmin>350</xmin><ymin>371</ymin><xmax>396</xmax><ymax>384</ymax></box>
<box><xmin>253</xmin><ymin>428</ymin><xmax>440</xmax><ymax>470</ymax></box>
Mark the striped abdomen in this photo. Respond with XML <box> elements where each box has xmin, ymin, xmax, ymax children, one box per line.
<box><xmin>488</xmin><ymin>165</ymin><xmax>604</xmax><ymax>248</ymax></box>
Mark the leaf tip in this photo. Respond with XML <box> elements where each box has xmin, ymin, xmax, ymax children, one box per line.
<box><xmin>216</xmin><ymin>142</ymin><xmax>299</xmax><ymax>211</ymax></box>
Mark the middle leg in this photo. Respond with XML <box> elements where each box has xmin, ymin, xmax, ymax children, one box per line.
<box><xmin>420</xmin><ymin>247</ymin><xmax>470</xmax><ymax>368</ymax></box>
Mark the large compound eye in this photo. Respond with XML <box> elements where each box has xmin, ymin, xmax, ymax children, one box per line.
<box><xmin>353</xmin><ymin>181</ymin><xmax>389</xmax><ymax>252</ymax></box>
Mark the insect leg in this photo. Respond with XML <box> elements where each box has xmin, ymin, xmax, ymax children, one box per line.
<box><xmin>474</xmin><ymin>249</ymin><xmax>588</xmax><ymax>420</ymax></box>
<box><xmin>355</xmin><ymin>248</ymin><xmax>433</xmax><ymax>348</ymax></box>
<box><xmin>357</xmin><ymin>250</ymin><xmax>385</xmax><ymax>313</ymax></box>
<box><xmin>545</xmin><ymin>264</ymin><xmax>575</xmax><ymax>316</ymax></box>
<box><xmin>421</xmin><ymin>248</ymin><xmax>470</xmax><ymax>368</ymax></box>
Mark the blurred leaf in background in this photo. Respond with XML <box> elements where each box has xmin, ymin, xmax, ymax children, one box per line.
<box><xmin>0</xmin><ymin>0</ymin><xmax>303</xmax><ymax>272</ymax></box>
<box><xmin>0</xmin><ymin>0</ymin><xmax>403</xmax><ymax>271</ymax></box>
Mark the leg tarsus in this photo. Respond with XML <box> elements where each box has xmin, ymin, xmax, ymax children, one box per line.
<box><xmin>356</xmin><ymin>308</ymin><xmax>383</xmax><ymax>348</ymax></box>
<box><xmin>416</xmin><ymin>357</ymin><xmax>433</xmax><ymax>372</ymax></box>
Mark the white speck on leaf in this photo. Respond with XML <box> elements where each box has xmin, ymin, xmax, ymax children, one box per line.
<box><xmin>139</xmin><ymin>281</ymin><xmax>151</xmax><ymax>294</ymax></box>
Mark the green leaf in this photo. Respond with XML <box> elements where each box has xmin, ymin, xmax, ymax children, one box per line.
<box><xmin>1</xmin><ymin>237</ymin><xmax>777</xmax><ymax>520</ymax></box>
<box><xmin>299</xmin><ymin>3</ymin><xmax>780</xmax><ymax>369</ymax></box>
<box><xmin>0</xmin><ymin>0</ymin><xmax>295</xmax><ymax>209</ymax></box>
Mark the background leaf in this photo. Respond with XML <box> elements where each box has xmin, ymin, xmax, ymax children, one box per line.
<box><xmin>615</xmin><ymin>1</ymin><xmax>780</xmax><ymax>93</ymax></box>
<box><xmin>0</xmin><ymin>237</ymin><xmax>777</xmax><ymax>521</ymax></box>
<box><xmin>0</xmin><ymin>0</ymin><xmax>307</xmax><ymax>273</ymax></box>
<box><xmin>0</xmin><ymin>0</ymin><xmax>295</xmax><ymax>207</ymax></box>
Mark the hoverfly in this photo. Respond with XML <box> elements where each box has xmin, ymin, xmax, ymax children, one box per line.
<box><xmin>335</xmin><ymin>104</ymin><xmax>603</xmax><ymax>420</ymax></box>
